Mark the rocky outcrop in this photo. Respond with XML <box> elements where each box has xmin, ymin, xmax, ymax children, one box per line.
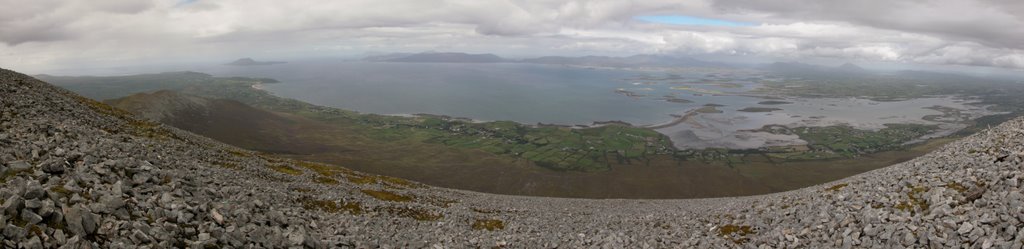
<box><xmin>2</xmin><ymin>67</ymin><xmax>1024</xmax><ymax>248</ymax></box>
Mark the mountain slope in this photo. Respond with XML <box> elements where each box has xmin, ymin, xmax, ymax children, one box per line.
<box><xmin>106</xmin><ymin>90</ymin><xmax>336</xmax><ymax>154</ymax></box>
<box><xmin>2</xmin><ymin>67</ymin><xmax>1024</xmax><ymax>248</ymax></box>
<box><xmin>837</xmin><ymin>62</ymin><xmax>867</xmax><ymax>73</ymax></box>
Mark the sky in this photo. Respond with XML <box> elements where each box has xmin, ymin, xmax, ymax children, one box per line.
<box><xmin>1</xmin><ymin>0</ymin><xmax>1023</xmax><ymax>74</ymax></box>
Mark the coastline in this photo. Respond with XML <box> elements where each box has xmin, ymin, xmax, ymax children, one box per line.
<box><xmin>643</xmin><ymin>107</ymin><xmax>708</xmax><ymax>129</ymax></box>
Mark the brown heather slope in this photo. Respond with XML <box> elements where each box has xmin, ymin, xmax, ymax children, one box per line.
<box><xmin>105</xmin><ymin>90</ymin><xmax>340</xmax><ymax>154</ymax></box>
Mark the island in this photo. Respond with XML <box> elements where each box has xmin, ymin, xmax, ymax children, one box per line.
<box><xmin>225</xmin><ymin>58</ymin><xmax>286</xmax><ymax>66</ymax></box>
<box><xmin>757</xmin><ymin>100</ymin><xmax>793</xmax><ymax>105</ymax></box>
<box><xmin>738</xmin><ymin>107</ymin><xmax>783</xmax><ymax>112</ymax></box>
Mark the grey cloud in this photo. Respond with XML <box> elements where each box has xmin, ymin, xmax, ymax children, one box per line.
<box><xmin>92</xmin><ymin>0</ymin><xmax>154</xmax><ymax>14</ymax></box>
<box><xmin>2</xmin><ymin>0</ymin><xmax>1023</xmax><ymax>72</ymax></box>
<box><xmin>0</xmin><ymin>0</ymin><xmax>156</xmax><ymax>45</ymax></box>
<box><xmin>710</xmin><ymin>0</ymin><xmax>1024</xmax><ymax>49</ymax></box>
<box><xmin>0</xmin><ymin>25</ymin><xmax>72</xmax><ymax>45</ymax></box>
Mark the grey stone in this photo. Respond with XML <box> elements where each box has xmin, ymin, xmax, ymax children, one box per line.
<box><xmin>19</xmin><ymin>209</ymin><xmax>42</xmax><ymax>225</ymax></box>
<box><xmin>132</xmin><ymin>230</ymin><xmax>153</xmax><ymax>243</ymax></box>
<box><xmin>959</xmin><ymin>222</ymin><xmax>975</xmax><ymax>235</ymax></box>
<box><xmin>288</xmin><ymin>229</ymin><xmax>306</xmax><ymax>246</ymax></box>
<box><xmin>112</xmin><ymin>180</ymin><xmax>124</xmax><ymax>195</ymax></box>
<box><xmin>22</xmin><ymin>181</ymin><xmax>44</xmax><ymax>200</ymax></box>
<box><xmin>53</xmin><ymin>229</ymin><xmax>67</xmax><ymax>245</ymax></box>
<box><xmin>2</xmin><ymin>195</ymin><xmax>24</xmax><ymax>215</ymax></box>
<box><xmin>983</xmin><ymin>238</ymin><xmax>994</xmax><ymax>249</ymax></box>
<box><xmin>3</xmin><ymin>224</ymin><xmax>25</xmax><ymax>239</ymax></box>
<box><xmin>68</xmin><ymin>194</ymin><xmax>85</xmax><ymax>204</ymax></box>
<box><xmin>82</xmin><ymin>212</ymin><xmax>99</xmax><ymax>235</ymax></box>
<box><xmin>211</xmin><ymin>209</ymin><xmax>224</xmax><ymax>225</ymax></box>
<box><xmin>37</xmin><ymin>199</ymin><xmax>54</xmax><ymax>217</ymax></box>
<box><xmin>132</xmin><ymin>172</ymin><xmax>150</xmax><ymax>185</ymax></box>
<box><xmin>198</xmin><ymin>232</ymin><xmax>212</xmax><ymax>241</ymax></box>
<box><xmin>64</xmin><ymin>205</ymin><xmax>86</xmax><ymax>236</ymax></box>
<box><xmin>64</xmin><ymin>235</ymin><xmax>82</xmax><ymax>249</ymax></box>
<box><xmin>22</xmin><ymin>235</ymin><xmax>42</xmax><ymax>249</ymax></box>
<box><xmin>101</xmin><ymin>194</ymin><xmax>125</xmax><ymax>211</ymax></box>
<box><xmin>7</xmin><ymin>160</ymin><xmax>31</xmax><ymax>171</ymax></box>
<box><xmin>40</xmin><ymin>161</ymin><xmax>64</xmax><ymax>174</ymax></box>
<box><xmin>23</xmin><ymin>199</ymin><xmax>41</xmax><ymax>209</ymax></box>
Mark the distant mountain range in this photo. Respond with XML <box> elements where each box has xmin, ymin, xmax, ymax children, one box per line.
<box><xmin>362</xmin><ymin>52</ymin><xmax>726</xmax><ymax>68</ymax></box>
<box><xmin>522</xmin><ymin>54</ymin><xmax>727</xmax><ymax>68</ymax></box>
<box><xmin>363</xmin><ymin>52</ymin><xmax>1022</xmax><ymax>83</ymax></box>
<box><xmin>225</xmin><ymin>58</ymin><xmax>286</xmax><ymax>66</ymax></box>
<box><xmin>363</xmin><ymin>52</ymin><xmax>506</xmax><ymax>63</ymax></box>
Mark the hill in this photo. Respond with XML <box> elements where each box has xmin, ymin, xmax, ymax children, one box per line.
<box><xmin>36</xmin><ymin>71</ymin><xmax>280</xmax><ymax>101</ymax></box>
<box><xmin>2</xmin><ymin>67</ymin><xmax>1023</xmax><ymax>247</ymax></box>
<box><xmin>37</xmin><ymin>71</ymin><xmax>215</xmax><ymax>100</ymax></box>
<box><xmin>105</xmin><ymin>91</ymin><xmax>334</xmax><ymax>154</ymax></box>
<box><xmin>225</xmin><ymin>58</ymin><xmax>286</xmax><ymax>66</ymax></box>
<box><xmin>837</xmin><ymin>62</ymin><xmax>867</xmax><ymax>72</ymax></box>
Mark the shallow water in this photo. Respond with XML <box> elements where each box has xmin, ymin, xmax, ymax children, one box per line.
<box><xmin>656</xmin><ymin>96</ymin><xmax>992</xmax><ymax>149</ymax></box>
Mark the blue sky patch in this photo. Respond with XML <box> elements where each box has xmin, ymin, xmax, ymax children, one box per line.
<box><xmin>635</xmin><ymin>15</ymin><xmax>756</xmax><ymax>27</ymax></box>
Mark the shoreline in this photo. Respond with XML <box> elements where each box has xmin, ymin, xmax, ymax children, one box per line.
<box><xmin>252</xmin><ymin>81</ymin><xmax>998</xmax><ymax>152</ymax></box>
<box><xmin>643</xmin><ymin>106</ymin><xmax>716</xmax><ymax>129</ymax></box>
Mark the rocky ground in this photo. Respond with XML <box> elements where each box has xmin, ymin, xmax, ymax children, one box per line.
<box><xmin>1</xmin><ymin>67</ymin><xmax>1023</xmax><ymax>248</ymax></box>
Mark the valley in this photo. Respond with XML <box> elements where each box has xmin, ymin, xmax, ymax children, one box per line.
<box><xmin>38</xmin><ymin>64</ymin><xmax>1023</xmax><ymax>198</ymax></box>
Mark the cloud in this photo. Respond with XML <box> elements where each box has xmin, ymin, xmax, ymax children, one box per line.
<box><xmin>1</xmin><ymin>0</ymin><xmax>1023</xmax><ymax>73</ymax></box>
<box><xmin>0</xmin><ymin>0</ymin><xmax>156</xmax><ymax>45</ymax></box>
<box><xmin>635</xmin><ymin>15</ymin><xmax>756</xmax><ymax>27</ymax></box>
<box><xmin>710</xmin><ymin>0</ymin><xmax>1024</xmax><ymax>49</ymax></box>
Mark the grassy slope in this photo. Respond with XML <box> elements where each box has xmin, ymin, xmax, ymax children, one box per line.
<box><xmin>789</xmin><ymin>124</ymin><xmax>938</xmax><ymax>159</ymax></box>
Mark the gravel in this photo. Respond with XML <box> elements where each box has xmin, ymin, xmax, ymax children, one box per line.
<box><xmin>2</xmin><ymin>67</ymin><xmax>1024</xmax><ymax>248</ymax></box>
